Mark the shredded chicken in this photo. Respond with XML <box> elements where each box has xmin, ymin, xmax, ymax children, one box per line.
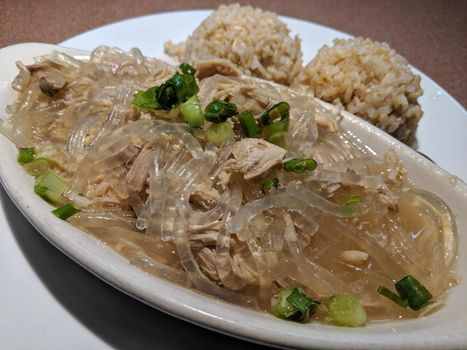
<box><xmin>197</xmin><ymin>248</ymin><xmax>221</xmax><ymax>281</ymax></box>
<box><xmin>189</xmin><ymin>183</ymin><xmax>221</xmax><ymax>211</ymax></box>
<box><xmin>231</xmin><ymin>138</ymin><xmax>287</xmax><ymax>179</ymax></box>
<box><xmin>126</xmin><ymin>143</ymin><xmax>155</xmax><ymax>192</ymax></box>
<box><xmin>194</xmin><ymin>58</ymin><xmax>242</xmax><ymax>80</ymax></box>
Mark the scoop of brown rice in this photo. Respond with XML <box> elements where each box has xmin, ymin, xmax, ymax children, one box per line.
<box><xmin>295</xmin><ymin>38</ymin><xmax>423</xmax><ymax>145</ymax></box>
<box><xmin>164</xmin><ymin>4</ymin><xmax>302</xmax><ymax>85</ymax></box>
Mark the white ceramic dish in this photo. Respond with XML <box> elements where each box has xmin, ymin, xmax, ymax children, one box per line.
<box><xmin>0</xmin><ymin>41</ymin><xmax>466</xmax><ymax>349</ymax></box>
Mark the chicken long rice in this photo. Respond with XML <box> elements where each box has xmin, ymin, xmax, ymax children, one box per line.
<box><xmin>1</xmin><ymin>6</ymin><xmax>457</xmax><ymax>328</ymax></box>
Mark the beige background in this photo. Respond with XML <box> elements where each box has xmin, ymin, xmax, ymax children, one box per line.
<box><xmin>1</xmin><ymin>0</ymin><xmax>466</xmax><ymax>108</ymax></box>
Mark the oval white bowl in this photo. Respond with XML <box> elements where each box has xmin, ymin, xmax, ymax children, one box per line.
<box><xmin>0</xmin><ymin>43</ymin><xmax>466</xmax><ymax>350</ymax></box>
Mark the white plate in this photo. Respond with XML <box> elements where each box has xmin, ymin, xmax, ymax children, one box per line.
<box><xmin>1</xmin><ymin>11</ymin><xmax>467</xmax><ymax>350</ymax></box>
<box><xmin>60</xmin><ymin>10</ymin><xmax>467</xmax><ymax>181</ymax></box>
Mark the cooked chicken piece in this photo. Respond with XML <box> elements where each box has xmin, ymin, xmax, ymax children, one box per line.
<box><xmin>194</xmin><ymin>58</ymin><xmax>242</xmax><ymax>80</ymax></box>
<box><xmin>196</xmin><ymin>247</ymin><xmax>258</xmax><ymax>285</ymax></box>
<box><xmin>198</xmin><ymin>75</ymin><xmax>284</xmax><ymax>114</ymax></box>
<box><xmin>315</xmin><ymin>112</ymin><xmax>339</xmax><ymax>132</ymax></box>
<box><xmin>231</xmin><ymin>253</ymin><xmax>258</xmax><ymax>284</ymax></box>
<box><xmin>26</xmin><ymin>61</ymin><xmax>49</xmax><ymax>73</ymax></box>
<box><xmin>339</xmin><ymin>250</ymin><xmax>369</xmax><ymax>266</ymax></box>
<box><xmin>197</xmin><ymin>247</ymin><xmax>221</xmax><ymax>281</ymax></box>
<box><xmin>231</xmin><ymin>139</ymin><xmax>286</xmax><ymax>179</ymax></box>
<box><xmin>190</xmin><ymin>231</ymin><xmax>219</xmax><ymax>250</ymax></box>
<box><xmin>38</xmin><ymin>74</ymin><xmax>67</xmax><ymax>97</ymax></box>
<box><xmin>216</xmin><ymin>158</ymin><xmax>236</xmax><ymax>189</ymax></box>
<box><xmin>189</xmin><ymin>182</ymin><xmax>221</xmax><ymax>211</ymax></box>
<box><xmin>125</xmin><ymin>143</ymin><xmax>154</xmax><ymax>192</ymax></box>
<box><xmin>188</xmin><ymin>221</ymin><xmax>222</xmax><ymax>233</ymax></box>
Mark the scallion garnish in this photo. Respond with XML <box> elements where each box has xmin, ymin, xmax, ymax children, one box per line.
<box><xmin>260</xmin><ymin>102</ymin><xmax>290</xmax><ymax>147</ymax></box>
<box><xmin>377</xmin><ymin>286</ymin><xmax>409</xmax><ymax>308</ymax></box>
<box><xmin>271</xmin><ymin>287</ymin><xmax>319</xmax><ymax>323</ymax></box>
<box><xmin>34</xmin><ymin>169</ymin><xmax>67</xmax><ymax>204</ymax></box>
<box><xmin>261</xmin><ymin>120</ymin><xmax>289</xmax><ymax>147</ymax></box>
<box><xmin>204</xmin><ymin>101</ymin><xmax>237</xmax><ymax>123</ymax></box>
<box><xmin>326</xmin><ymin>294</ymin><xmax>367</xmax><ymax>327</ymax></box>
<box><xmin>262</xmin><ymin>178</ymin><xmax>279</xmax><ymax>193</ymax></box>
<box><xmin>283</xmin><ymin>158</ymin><xmax>318</xmax><ymax>173</ymax></box>
<box><xmin>179</xmin><ymin>63</ymin><xmax>196</xmax><ymax>75</ymax></box>
<box><xmin>179</xmin><ymin>95</ymin><xmax>204</xmax><ymax>128</ymax></box>
<box><xmin>132</xmin><ymin>87</ymin><xmax>158</xmax><ymax>109</ymax></box>
<box><xmin>132</xmin><ymin>63</ymin><xmax>199</xmax><ymax>111</ymax></box>
<box><xmin>237</xmin><ymin>111</ymin><xmax>259</xmax><ymax>137</ymax></box>
<box><xmin>18</xmin><ymin>147</ymin><xmax>35</xmax><ymax>165</ymax></box>
<box><xmin>377</xmin><ymin>275</ymin><xmax>433</xmax><ymax>311</ymax></box>
<box><xmin>52</xmin><ymin>203</ymin><xmax>80</xmax><ymax>220</ymax></box>
<box><xmin>340</xmin><ymin>194</ymin><xmax>362</xmax><ymax>216</ymax></box>
<box><xmin>156</xmin><ymin>73</ymin><xmax>199</xmax><ymax>110</ymax></box>
<box><xmin>260</xmin><ymin>101</ymin><xmax>290</xmax><ymax>126</ymax></box>
<box><xmin>286</xmin><ymin>288</ymin><xmax>318</xmax><ymax>315</ymax></box>
<box><xmin>205</xmin><ymin>121</ymin><xmax>235</xmax><ymax>147</ymax></box>
<box><xmin>395</xmin><ymin>275</ymin><xmax>433</xmax><ymax>311</ymax></box>
<box><xmin>23</xmin><ymin>158</ymin><xmax>52</xmax><ymax>177</ymax></box>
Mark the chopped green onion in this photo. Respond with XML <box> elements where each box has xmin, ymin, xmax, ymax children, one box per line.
<box><xmin>265</xmin><ymin>131</ymin><xmax>287</xmax><ymax>147</ymax></box>
<box><xmin>261</xmin><ymin>119</ymin><xmax>289</xmax><ymax>147</ymax></box>
<box><xmin>377</xmin><ymin>286</ymin><xmax>409</xmax><ymax>308</ymax></box>
<box><xmin>272</xmin><ymin>287</ymin><xmax>319</xmax><ymax>323</ymax></box>
<box><xmin>18</xmin><ymin>147</ymin><xmax>35</xmax><ymax>165</ymax></box>
<box><xmin>283</xmin><ymin>158</ymin><xmax>318</xmax><ymax>173</ymax></box>
<box><xmin>260</xmin><ymin>102</ymin><xmax>290</xmax><ymax>126</ymax></box>
<box><xmin>179</xmin><ymin>63</ymin><xmax>196</xmax><ymax>75</ymax></box>
<box><xmin>340</xmin><ymin>194</ymin><xmax>362</xmax><ymax>217</ymax></box>
<box><xmin>286</xmin><ymin>288</ymin><xmax>319</xmax><ymax>315</ymax></box>
<box><xmin>326</xmin><ymin>294</ymin><xmax>367</xmax><ymax>327</ymax></box>
<box><xmin>132</xmin><ymin>64</ymin><xmax>199</xmax><ymax>110</ymax></box>
<box><xmin>132</xmin><ymin>87</ymin><xmax>159</xmax><ymax>109</ymax></box>
<box><xmin>237</xmin><ymin>111</ymin><xmax>259</xmax><ymax>137</ymax></box>
<box><xmin>52</xmin><ymin>203</ymin><xmax>80</xmax><ymax>220</ymax></box>
<box><xmin>179</xmin><ymin>95</ymin><xmax>204</xmax><ymax>128</ymax></box>
<box><xmin>34</xmin><ymin>169</ymin><xmax>67</xmax><ymax>204</ymax></box>
<box><xmin>155</xmin><ymin>72</ymin><xmax>199</xmax><ymax>110</ymax></box>
<box><xmin>23</xmin><ymin>158</ymin><xmax>52</xmax><ymax>177</ymax></box>
<box><xmin>395</xmin><ymin>275</ymin><xmax>433</xmax><ymax>311</ymax></box>
<box><xmin>205</xmin><ymin>121</ymin><xmax>234</xmax><ymax>147</ymax></box>
<box><xmin>204</xmin><ymin>101</ymin><xmax>237</xmax><ymax>123</ymax></box>
<box><xmin>272</xmin><ymin>288</ymin><xmax>300</xmax><ymax>320</ymax></box>
<box><xmin>260</xmin><ymin>103</ymin><xmax>290</xmax><ymax>147</ymax></box>
<box><xmin>262</xmin><ymin>178</ymin><xmax>279</xmax><ymax>194</ymax></box>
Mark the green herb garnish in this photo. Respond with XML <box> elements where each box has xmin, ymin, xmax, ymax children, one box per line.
<box><xmin>132</xmin><ymin>63</ymin><xmax>199</xmax><ymax>111</ymax></box>
<box><xmin>260</xmin><ymin>102</ymin><xmax>290</xmax><ymax>147</ymax></box>
<box><xmin>204</xmin><ymin>101</ymin><xmax>237</xmax><ymax>123</ymax></box>
<box><xmin>205</xmin><ymin>121</ymin><xmax>235</xmax><ymax>147</ymax></box>
<box><xmin>283</xmin><ymin>158</ymin><xmax>318</xmax><ymax>173</ymax></box>
<box><xmin>18</xmin><ymin>147</ymin><xmax>35</xmax><ymax>165</ymax></box>
<box><xmin>326</xmin><ymin>294</ymin><xmax>367</xmax><ymax>327</ymax></box>
<box><xmin>34</xmin><ymin>169</ymin><xmax>67</xmax><ymax>204</ymax></box>
<box><xmin>340</xmin><ymin>195</ymin><xmax>362</xmax><ymax>216</ymax></box>
<box><xmin>52</xmin><ymin>203</ymin><xmax>80</xmax><ymax>220</ymax></box>
<box><xmin>272</xmin><ymin>287</ymin><xmax>319</xmax><ymax>323</ymax></box>
<box><xmin>377</xmin><ymin>275</ymin><xmax>433</xmax><ymax>311</ymax></box>
<box><xmin>395</xmin><ymin>275</ymin><xmax>433</xmax><ymax>311</ymax></box>
<box><xmin>377</xmin><ymin>286</ymin><xmax>409</xmax><ymax>308</ymax></box>
<box><xmin>237</xmin><ymin>111</ymin><xmax>259</xmax><ymax>137</ymax></box>
<box><xmin>262</xmin><ymin>177</ymin><xmax>279</xmax><ymax>193</ymax></box>
<box><xmin>179</xmin><ymin>95</ymin><xmax>204</xmax><ymax>128</ymax></box>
